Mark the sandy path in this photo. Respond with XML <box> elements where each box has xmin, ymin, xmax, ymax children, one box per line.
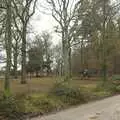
<box><xmin>31</xmin><ymin>95</ymin><xmax>120</xmax><ymax>120</ymax></box>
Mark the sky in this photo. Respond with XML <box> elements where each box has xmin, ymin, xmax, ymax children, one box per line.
<box><xmin>30</xmin><ymin>2</ymin><xmax>60</xmax><ymax>45</ymax></box>
<box><xmin>30</xmin><ymin>0</ymin><xmax>118</xmax><ymax>45</ymax></box>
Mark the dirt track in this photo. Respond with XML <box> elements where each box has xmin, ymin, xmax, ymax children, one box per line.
<box><xmin>31</xmin><ymin>95</ymin><xmax>120</xmax><ymax>120</ymax></box>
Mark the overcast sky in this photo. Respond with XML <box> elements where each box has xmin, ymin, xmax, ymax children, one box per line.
<box><xmin>30</xmin><ymin>1</ymin><xmax>60</xmax><ymax>45</ymax></box>
<box><xmin>30</xmin><ymin>0</ymin><xmax>117</xmax><ymax>45</ymax></box>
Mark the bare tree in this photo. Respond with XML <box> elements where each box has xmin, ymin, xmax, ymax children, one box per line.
<box><xmin>46</xmin><ymin>0</ymin><xmax>82</xmax><ymax>81</ymax></box>
<box><xmin>12</xmin><ymin>31</ymin><xmax>21</xmax><ymax>79</ymax></box>
<box><xmin>12</xmin><ymin>0</ymin><xmax>38</xmax><ymax>84</ymax></box>
<box><xmin>4</xmin><ymin>0</ymin><xmax>12</xmax><ymax>94</ymax></box>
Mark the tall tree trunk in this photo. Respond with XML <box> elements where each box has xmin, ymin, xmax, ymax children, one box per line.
<box><xmin>102</xmin><ymin>0</ymin><xmax>107</xmax><ymax>83</ymax></box>
<box><xmin>62</xmin><ymin>1</ymin><xmax>71</xmax><ymax>82</ymax></box>
<box><xmin>62</xmin><ymin>25</ymin><xmax>71</xmax><ymax>82</ymax></box>
<box><xmin>113</xmin><ymin>55</ymin><xmax>117</xmax><ymax>74</ymax></box>
<box><xmin>68</xmin><ymin>42</ymin><xmax>72</xmax><ymax>78</ymax></box>
<box><xmin>62</xmin><ymin>32</ymin><xmax>65</xmax><ymax>77</ymax></box>
<box><xmin>21</xmin><ymin>27</ymin><xmax>27</xmax><ymax>84</ymax></box>
<box><xmin>13</xmin><ymin>42</ymin><xmax>18</xmax><ymax>79</ymax></box>
<box><xmin>81</xmin><ymin>38</ymin><xmax>84</xmax><ymax>70</ymax></box>
<box><xmin>5</xmin><ymin>0</ymin><xmax>12</xmax><ymax>94</ymax></box>
<box><xmin>63</xmin><ymin>39</ymin><xmax>71</xmax><ymax>82</ymax></box>
<box><xmin>63</xmin><ymin>44</ymin><xmax>70</xmax><ymax>81</ymax></box>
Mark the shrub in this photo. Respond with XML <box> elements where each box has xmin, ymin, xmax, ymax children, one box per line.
<box><xmin>0</xmin><ymin>95</ymin><xmax>24</xmax><ymax>120</ymax></box>
<box><xmin>23</xmin><ymin>93</ymin><xmax>64</xmax><ymax>114</ymax></box>
<box><xmin>112</xmin><ymin>75</ymin><xmax>120</xmax><ymax>81</ymax></box>
<box><xmin>94</xmin><ymin>81</ymin><xmax>116</xmax><ymax>93</ymax></box>
<box><xmin>90</xmin><ymin>91</ymin><xmax>112</xmax><ymax>100</ymax></box>
<box><xmin>115</xmin><ymin>85</ymin><xmax>120</xmax><ymax>93</ymax></box>
<box><xmin>50</xmin><ymin>83</ymin><xmax>86</xmax><ymax>105</ymax></box>
<box><xmin>89</xmin><ymin>81</ymin><xmax>116</xmax><ymax>100</ymax></box>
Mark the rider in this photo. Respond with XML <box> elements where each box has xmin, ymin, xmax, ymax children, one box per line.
<box><xmin>83</xmin><ymin>69</ymin><xmax>88</xmax><ymax>77</ymax></box>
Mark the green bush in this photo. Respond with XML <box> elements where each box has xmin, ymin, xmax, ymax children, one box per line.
<box><xmin>0</xmin><ymin>93</ymin><xmax>64</xmax><ymax>119</ymax></box>
<box><xmin>89</xmin><ymin>81</ymin><xmax>116</xmax><ymax>100</ymax></box>
<box><xmin>0</xmin><ymin>95</ymin><xmax>24</xmax><ymax>120</ymax></box>
<box><xmin>90</xmin><ymin>91</ymin><xmax>112</xmax><ymax>100</ymax></box>
<box><xmin>115</xmin><ymin>85</ymin><xmax>120</xmax><ymax>92</ymax></box>
<box><xmin>112</xmin><ymin>75</ymin><xmax>120</xmax><ymax>81</ymax></box>
<box><xmin>94</xmin><ymin>81</ymin><xmax>116</xmax><ymax>93</ymax></box>
<box><xmin>23</xmin><ymin>93</ymin><xmax>64</xmax><ymax>113</ymax></box>
<box><xmin>50</xmin><ymin>83</ymin><xmax>86</xmax><ymax>105</ymax></box>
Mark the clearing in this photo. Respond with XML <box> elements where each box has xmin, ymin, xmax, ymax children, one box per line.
<box><xmin>0</xmin><ymin>77</ymin><xmax>98</xmax><ymax>94</ymax></box>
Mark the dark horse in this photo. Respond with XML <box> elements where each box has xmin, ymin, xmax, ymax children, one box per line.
<box><xmin>79</xmin><ymin>69</ymin><xmax>89</xmax><ymax>79</ymax></box>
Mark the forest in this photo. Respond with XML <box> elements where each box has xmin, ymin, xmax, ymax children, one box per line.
<box><xmin>1</xmin><ymin>0</ymin><xmax>120</xmax><ymax>120</ymax></box>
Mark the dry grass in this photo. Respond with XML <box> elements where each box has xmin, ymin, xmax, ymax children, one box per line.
<box><xmin>0</xmin><ymin>77</ymin><xmax>99</xmax><ymax>94</ymax></box>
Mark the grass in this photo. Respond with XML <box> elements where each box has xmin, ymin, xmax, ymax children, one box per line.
<box><xmin>0</xmin><ymin>77</ymin><xmax>54</xmax><ymax>94</ymax></box>
<box><xmin>0</xmin><ymin>77</ymin><xmax>99</xmax><ymax>94</ymax></box>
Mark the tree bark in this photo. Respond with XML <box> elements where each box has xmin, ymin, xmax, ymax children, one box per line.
<box><xmin>68</xmin><ymin>42</ymin><xmax>72</xmax><ymax>78</ymax></box>
<box><xmin>4</xmin><ymin>0</ymin><xmax>12</xmax><ymax>94</ymax></box>
<box><xmin>102</xmin><ymin>0</ymin><xmax>107</xmax><ymax>83</ymax></box>
<box><xmin>13</xmin><ymin>42</ymin><xmax>18</xmax><ymax>79</ymax></box>
<box><xmin>81</xmin><ymin>38</ymin><xmax>84</xmax><ymax>70</ymax></box>
<box><xmin>21</xmin><ymin>26</ymin><xmax>27</xmax><ymax>84</ymax></box>
<box><xmin>63</xmin><ymin>37</ymin><xmax>71</xmax><ymax>81</ymax></box>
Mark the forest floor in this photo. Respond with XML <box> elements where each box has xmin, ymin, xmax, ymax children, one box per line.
<box><xmin>0</xmin><ymin>77</ymin><xmax>99</xmax><ymax>94</ymax></box>
<box><xmin>0</xmin><ymin>76</ymin><xmax>118</xmax><ymax>120</ymax></box>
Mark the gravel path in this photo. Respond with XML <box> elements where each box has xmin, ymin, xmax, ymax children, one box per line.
<box><xmin>31</xmin><ymin>95</ymin><xmax>120</xmax><ymax>120</ymax></box>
